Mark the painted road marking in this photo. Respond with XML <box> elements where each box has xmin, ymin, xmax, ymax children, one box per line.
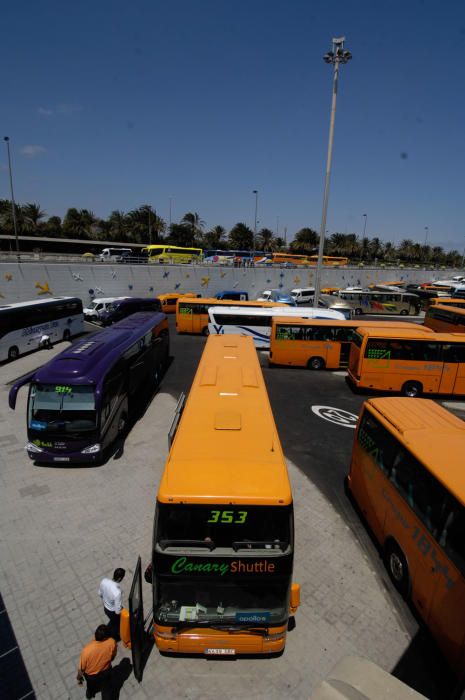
<box><xmin>311</xmin><ymin>405</ymin><xmax>358</xmax><ymax>428</ymax></box>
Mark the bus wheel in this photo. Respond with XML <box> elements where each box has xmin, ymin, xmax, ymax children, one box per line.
<box><xmin>308</xmin><ymin>356</ymin><xmax>324</xmax><ymax>370</ymax></box>
<box><xmin>202</xmin><ymin>326</ymin><xmax>209</xmax><ymax>336</ymax></box>
<box><xmin>8</xmin><ymin>346</ymin><xmax>19</xmax><ymax>361</ymax></box>
<box><xmin>402</xmin><ymin>381</ymin><xmax>422</xmax><ymax>398</ymax></box>
<box><xmin>354</xmin><ymin>308</ymin><xmax>362</xmax><ymax>316</ymax></box>
<box><xmin>117</xmin><ymin>413</ymin><xmax>127</xmax><ymax>435</ymax></box>
<box><xmin>399</xmin><ymin>309</ymin><xmax>408</xmax><ymax>316</ymax></box>
<box><xmin>63</xmin><ymin>329</ymin><xmax>71</xmax><ymax>341</ymax></box>
<box><xmin>384</xmin><ymin>540</ymin><xmax>410</xmax><ymax>598</ymax></box>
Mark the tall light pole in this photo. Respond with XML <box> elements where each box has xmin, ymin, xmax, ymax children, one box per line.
<box><xmin>361</xmin><ymin>213</ymin><xmax>367</xmax><ymax>261</ymax></box>
<box><xmin>253</xmin><ymin>189</ymin><xmax>258</xmax><ymax>261</ymax></box>
<box><xmin>3</xmin><ymin>136</ymin><xmax>20</xmax><ymax>262</ymax></box>
<box><xmin>424</xmin><ymin>226</ymin><xmax>429</xmax><ymax>247</ymax></box>
<box><xmin>313</xmin><ymin>37</ymin><xmax>352</xmax><ymax>307</ymax></box>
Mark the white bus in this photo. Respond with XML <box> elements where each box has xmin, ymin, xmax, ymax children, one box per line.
<box><xmin>338</xmin><ymin>290</ymin><xmax>421</xmax><ymax>316</ymax></box>
<box><xmin>207</xmin><ymin>305</ymin><xmax>346</xmax><ymax>348</ymax></box>
<box><xmin>0</xmin><ymin>297</ymin><xmax>84</xmax><ymax>362</ymax></box>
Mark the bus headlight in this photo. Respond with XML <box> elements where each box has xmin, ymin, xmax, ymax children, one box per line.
<box><xmin>264</xmin><ymin>632</ymin><xmax>285</xmax><ymax>641</ymax></box>
<box><xmin>81</xmin><ymin>443</ymin><xmax>101</xmax><ymax>454</ymax></box>
<box><xmin>26</xmin><ymin>442</ymin><xmax>43</xmax><ymax>453</ymax></box>
<box><xmin>157</xmin><ymin>630</ymin><xmax>177</xmax><ymax>640</ymax></box>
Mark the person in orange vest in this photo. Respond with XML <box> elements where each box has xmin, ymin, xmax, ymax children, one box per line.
<box><xmin>76</xmin><ymin>624</ymin><xmax>117</xmax><ymax>699</ymax></box>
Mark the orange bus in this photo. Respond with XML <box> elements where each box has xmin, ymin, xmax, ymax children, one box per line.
<box><xmin>266</xmin><ymin>252</ymin><xmax>311</xmax><ymax>266</ymax></box>
<box><xmin>176</xmin><ymin>297</ymin><xmax>286</xmax><ymax>335</ymax></box>
<box><xmin>306</xmin><ymin>255</ymin><xmax>349</xmax><ymax>266</ymax></box>
<box><xmin>346</xmin><ymin>397</ymin><xmax>465</xmax><ymax>678</ymax></box>
<box><xmin>427</xmin><ymin>297</ymin><xmax>465</xmax><ymax>310</ymax></box>
<box><xmin>158</xmin><ymin>292</ymin><xmax>200</xmax><ymax>314</ymax></box>
<box><xmin>123</xmin><ymin>335</ymin><xmax>300</xmax><ymax>664</ymax></box>
<box><xmin>348</xmin><ymin>327</ymin><xmax>465</xmax><ymax>397</ymax></box>
<box><xmin>424</xmin><ymin>304</ymin><xmax>465</xmax><ymax>333</ymax></box>
<box><xmin>269</xmin><ymin>318</ymin><xmax>433</xmax><ymax>370</ymax></box>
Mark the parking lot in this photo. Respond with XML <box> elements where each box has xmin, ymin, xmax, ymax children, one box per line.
<box><xmin>0</xmin><ymin>315</ymin><xmax>460</xmax><ymax>699</ymax></box>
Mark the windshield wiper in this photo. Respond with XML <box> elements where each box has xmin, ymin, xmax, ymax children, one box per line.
<box><xmin>158</xmin><ymin>539</ymin><xmax>216</xmax><ymax>551</ymax></box>
<box><xmin>232</xmin><ymin>540</ymin><xmax>286</xmax><ymax>552</ymax></box>
<box><xmin>170</xmin><ymin>623</ymin><xmax>268</xmax><ymax>636</ymax></box>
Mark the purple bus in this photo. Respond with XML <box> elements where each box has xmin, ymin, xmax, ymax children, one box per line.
<box><xmin>9</xmin><ymin>312</ymin><xmax>169</xmax><ymax>465</ymax></box>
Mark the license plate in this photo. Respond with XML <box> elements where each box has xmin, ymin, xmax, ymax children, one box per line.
<box><xmin>53</xmin><ymin>457</ymin><xmax>70</xmax><ymax>462</ymax></box>
<box><xmin>205</xmin><ymin>648</ymin><xmax>235</xmax><ymax>656</ymax></box>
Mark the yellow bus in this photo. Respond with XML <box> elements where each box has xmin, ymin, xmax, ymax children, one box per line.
<box><xmin>424</xmin><ymin>304</ymin><xmax>465</xmax><ymax>333</ymax></box>
<box><xmin>144</xmin><ymin>244</ymin><xmax>203</xmax><ymax>264</ymax></box>
<box><xmin>158</xmin><ymin>292</ymin><xmax>200</xmax><ymax>314</ymax></box>
<box><xmin>176</xmin><ymin>297</ymin><xmax>286</xmax><ymax>335</ymax></box>
<box><xmin>427</xmin><ymin>297</ymin><xmax>465</xmax><ymax>310</ymax></box>
<box><xmin>269</xmin><ymin>318</ymin><xmax>433</xmax><ymax>370</ymax></box>
<box><xmin>266</xmin><ymin>252</ymin><xmax>311</xmax><ymax>266</ymax></box>
<box><xmin>346</xmin><ymin>397</ymin><xmax>465</xmax><ymax>678</ymax></box>
<box><xmin>348</xmin><ymin>327</ymin><xmax>465</xmax><ymax>397</ymax></box>
<box><xmin>150</xmin><ymin>335</ymin><xmax>298</xmax><ymax>656</ymax></box>
<box><xmin>306</xmin><ymin>255</ymin><xmax>349</xmax><ymax>266</ymax></box>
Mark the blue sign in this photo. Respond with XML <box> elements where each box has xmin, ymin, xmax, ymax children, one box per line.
<box><xmin>235</xmin><ymin>612</ymin><xmax>270</xmax><ymax>624</ymax></box>
<box><xmin>31</xmin><ymin>421</ymin><xmax>47</xmax><ymax>431</ymax></box>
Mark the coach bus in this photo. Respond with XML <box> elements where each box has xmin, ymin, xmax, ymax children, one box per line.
<box><xmin>306</xmin><ymin>255</ymin><xmax>349</xmax><ymax>266</ymax></box>
<box><xmin>144</xmin><ymin>244</ymin><xmax>203</xmax><ymax>264</ymax></box>
<box><xmin>427</xmin><ymin>298</ymin><xmax>465</xmax><ymax>310</ymax></box>
<box><xmin>0</xmin><ymin>297</ymin><xmax>83</xmax><ymax>362</ymax></box>
<box><xmin>424</xmin><ymin>304</ymin><xmax>465</xmax><ymax>333</ymax></box>
<box><xmin>8</xmin><ymin>312</ymin><xmax>169</xmax><ymax>464</ymax></box>
<box><xmin>176</xmin><ymin>297</ymin><xmax>286</xmax><ymax>336</ymax></box>
<box><xmin>347</xmin><ymin>327</ymin><xmax>465</xmax><ymax>397</ymax></box>
<box><xmin>338</xmin><ymin>290</ymin><xmax>421</xmax><ymax>316</ymax></box>
<box><xmin>208</xmin><ymin>306</ymin><xmax>346</xmax><ymax>349</ymax></box>
<box><xmin>346</xmin><ymin>397</ymin><xmax>465</xmax><ymax>678</ymax></box>
<box><xmin>269</xmin><ymin>318</ymin><xmax>433</xmax><ymax>370</ymax></box>
<box><xmin>122</xmin><ymin>335</ymin><xmax>300</xmax><ymax>671</ymax></box>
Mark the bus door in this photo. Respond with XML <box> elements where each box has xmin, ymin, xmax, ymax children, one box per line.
<box><xmin>128</xmin><ymin>556</ymin><xmax>154</xmax><ymax>682</ymax></box>
<box><xmin>335</xmin><ymin>328</ymin><xmax>354</xmax><ymax>367</ymax></box>
<box><xmin>438</xmin><ymin>344</ymin><xmax>465</xmax><ymax>395</ymax></box>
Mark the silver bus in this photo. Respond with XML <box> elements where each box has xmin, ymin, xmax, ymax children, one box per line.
<box><xmin>338</xmin><ymin>290</ymin><xmax>421</xmax><ymax>316</ymax></box>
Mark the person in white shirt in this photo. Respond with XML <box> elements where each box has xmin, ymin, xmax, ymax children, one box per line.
<box><xmin>98</xmin><ymin>568</ymin><xmax>125</xmax><ymax>641</ymax></box>
<box><xmin>39</xmin><ymin>334</ymin><xmax>52</xmax><ymax>349</ymax></box>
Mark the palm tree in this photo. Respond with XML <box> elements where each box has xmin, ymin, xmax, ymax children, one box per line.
<box><xmin>290</xmin><ymin>228</ymin><xmax>319</xmax><ymax>254</ymax></box>
<box><xmin>202</xmin><ymin>225</ymin><xmax>226</xmax><ymax>249</ymax></box>
<box><xmin>108</xmin><ymin>210</ymin><xmax>128</xmax><ymax>241</ymax></box>
<box><xmin>181</xmin><ymin>212</ymin><xmax>205</xmax><ymax>246</ymax></box>
<box><xmin>258</xmin><ymin>228</ymin><xmax>274</xmax><ymax>251</ymax></box>
<box><xmin>228</xmin><ymin>223</ymin><xmax>253</xmax><ymax>250</ymax></box>
<box><xmin>167</xmin><ymin>223</ymin><xmax>193</xmax><ymax>247</ymax></box>
<box><xmin>44</xmin><ymin>215</ymin><xmax>63</xmax><ymax>237</ymax></box>
<box><xmin>22</xmin><ymin>202</ymin><xmax>46</xmax><ymax>234</ymax></box>
<box><xmin>62</xmin><ymin>208</ymin><xmax>96</xmax><ymax>239</ymax></box>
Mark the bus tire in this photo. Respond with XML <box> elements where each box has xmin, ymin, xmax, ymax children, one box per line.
<box><xmin>399</xmin><ymin>309</ymin><xmax>408</xmax><ymax>316</ymax></box>
<box><xmin>8</xmin><ymin>346</ymin><xmax>19</xmax><ymax>361</ymax></box>
<box><xmin>202</xmin><ymin>326</ymin><xmax>209</xmax><ymax>336</ymax></box>
<box><xmin>308</xmin><ymin>356</ymin><xmax>325</xmax><ymax>370</ymax></box>
<box><xmin>63</xmin><ymin>329</ymin><xmax>71</xmax><ymax>341</ymax></box>
<box><xmin>354</xmin><ymin>308</ymin><xmax>362</xmax><ymax>316</ymax></box>
<box><xmin>384</xmin><ymin>539</ymin><xmax>410</xmax><ymax>598</ymax></box>
<box><xmin>117</xmin><ymin>413</ymin><xmax>127</xmax><ymax>436</ymax></box>
<box><xmin>402</xmin><ymin>381</ymin><xmax>422</xmax><ymax>398</ymax></box>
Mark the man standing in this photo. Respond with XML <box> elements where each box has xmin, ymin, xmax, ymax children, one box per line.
<box><xmin>77</xmin><ymin>624</ymin><xmax>116</xmax><ymax>699</ymax></box>
<box><xmin>98</xmin><ymin>568</ymin><xmax>125</xmax><ymax>641</ymax></box>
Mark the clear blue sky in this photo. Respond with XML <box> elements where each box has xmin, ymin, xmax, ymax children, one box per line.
<box><xmin>1</xmin><ymin>0</ymin><xmax>464</xmax><ymax>250</ymax></box>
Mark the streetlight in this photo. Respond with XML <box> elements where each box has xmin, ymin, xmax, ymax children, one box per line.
<box><xmin>313</xmin><ymin>37</ymin><xmax>352</xmax><ymax>307</ymax></box>
<box><xmin>424</xmin><ymin>226</ymin><xmax>429</xmax><ymax>247</ymax></box>
<box><xmin>252</xmin><ymin>189</ymin><xmax>258</xmax><ymax>262</ymax></box>
<box><xmin>3</xmin><ymin>136</ymin><xmax>20</xmax><ymax>262</ymax></box>
<box><xmin>361</xmin><ymin>213</ymin><xmax>367</xmax><ymax>260</ymax></box>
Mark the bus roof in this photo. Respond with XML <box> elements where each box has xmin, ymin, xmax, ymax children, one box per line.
<box><xmin>366</xmin><ymin>398</ymin><xmax>465</xmax><ymax>504</ymax></box>
<box><xmin>158</xmin><ymin>335</ymin><xmax>292</xmax><ymax>506</ymax></box>
<box><xmin>355</xmin><ymin>327</ymin><xmax>465</xmax><ymax>340</ymax></box>
<box><xmin>431</xmin><ymin>304</ymin><xmax>465</xmax><ymax>316</ymax></box>
<box><xmin>33</xmin><ymin>312</ymin><xmax>166</xmax><ymax>386</ymax></box>
<box><xmin>209</xmin><ymin>306</ymin><xmax>346</xmax><ymax>319</ymax></box>
<box><xmin>272</xmin><ymin>317</ymin><xmax>433</xmax><ymax>330</ymax></box>
<box><xmin>0</xmin><ymin>297</ymin><xmax>78</xmax><ymax>311</ymax></box>
<box><xmin>177</xmin><ymin>297</ymin><xmax>286</xmax><ymax>308</ymax></box>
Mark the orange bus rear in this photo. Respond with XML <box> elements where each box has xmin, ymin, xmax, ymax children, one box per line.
<box><xmin>346</xmin><ymin>397</ymin><xmax>465</xmax><ymax>678</ymax></box>
<box><xmin>269</xmin><ymin>318</ymin><xmax>432</xmax><ymax>370</ymax></box>
<box><xmin>424</xmin><ymin>304</ymin><xmax>465</xmax><ymax>332</ymax></box>
<box><xmin>348</xmin><ymin>327</ymin><xmax>465</xmax><ymax>397</ymax></box>
<box><xmin>176</xmin><ymin>297</ymin><xmax>286</xmax><ymax>335</ymax></box>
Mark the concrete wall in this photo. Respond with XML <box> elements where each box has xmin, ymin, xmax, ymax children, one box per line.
<box><xmin>0</xmin><ymin>261</ymin><xmax>455</xmax><ymax>304</ymax></box>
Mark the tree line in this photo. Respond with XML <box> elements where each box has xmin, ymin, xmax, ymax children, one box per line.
<box><xmin>0</xmin><ymin>199</ymin><xmax>462</xmax><ymax>266</ymax></box>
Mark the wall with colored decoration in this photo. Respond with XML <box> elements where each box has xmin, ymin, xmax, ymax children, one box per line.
<box><xmin>0</xmin><ymin>262</ymin><xmax>451</xmax><ymax>304</ymax></box>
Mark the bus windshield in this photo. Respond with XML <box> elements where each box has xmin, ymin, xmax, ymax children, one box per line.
<box><xmin>155</xmin><ymin>577</ymin><xmax>289</xmax><ymax>626</ymax></box>
<box><xmin>28</xmin><ymin>383</ymin><xmax>97</xmax><ymax>433</ymax></box>
<box><xmin>156</xmin><ymin>503</ymin><xmax>292</xmax><ymax>549</ymax></box>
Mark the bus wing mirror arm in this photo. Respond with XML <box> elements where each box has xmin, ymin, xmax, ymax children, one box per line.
<box><xmin>8</xmin><ymin>370</ymin><xmax>36</xmax><ymax>410</ymax></box>
<box><xmin>289</xmin><ymin>583</ymin><xmax>300</xmax><ymax>614</ymax></box>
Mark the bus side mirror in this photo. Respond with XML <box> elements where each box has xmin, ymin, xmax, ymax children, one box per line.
<box><xmin>119</xmin><ymin>608</ymin><xmax>131</xmax><ymax>649</ymax></box>
<box><xmin>289</xmin><ymin>583</ymin><xmax>300</xmax><ymax>614</ymax></box>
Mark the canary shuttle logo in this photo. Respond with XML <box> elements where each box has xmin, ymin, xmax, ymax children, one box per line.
<box><xmin>170</xmin><ymin>557</ymin><xmax>276</xmax><ymax>576</ymax></box>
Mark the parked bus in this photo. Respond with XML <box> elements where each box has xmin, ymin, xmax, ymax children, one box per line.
<box><xmin>306</xmin><ymin>255</ymin><xmax>349</xmax><ymax>266</ymax></box>
<box><xmin>208</xmin><ymin>306</ymin><xmax>346</xmax><ymax>349</ymax></box>
<box><xmin>122</xmin><ymin>335</ymin><xmax>300</xmax><ymax>667</ymax></box>
<box><xmin>264</xmin><ymin>253</ymin><xmax>311</xmax><ymax>266</ymax></box>
<box><xmin>427</xmin><ymin>298</ymin><xmax>465</xmax><ymax>310</ymax></box>
<box><xmin>144</xmin><ymin>245</ymin><xmax>203</xmax><ymax>264</ymax></box>
<box><xmin>347</xmin><ymin>327</ymin><xmax>465</xmax><ymax>397</ymax></box>
<box><xmin>346</xmin><ymin>397</ymin><xmax>465</xmax><ymax>678</ymax></box>
<box><xmin>424</xmin><ymin>304</ymin><xmax>465</xmax><ymax>333</ymax></box>
<box><xmin>8</xmin><ymin>312</ymin><xmax>169</xmax><ymax>464</ymax></box>
<box><xmin>176</xmin><ymin>298</ymin><xmax>287</xmax><ymax>336</ymax></box>
<box><xmin>158</xmin><ymin>292</ymin><xmax>200</xmax><ymax>314</ymax></box>
<box><xmin>0</xmin><ymin>297</ymin><xmax>84</xmax><ymax>362</ymax></box>
<box><xmin>338</xmin><ymin>290</ymin><xmax>421</xmax><ymax>316</ymax></box>
<box><xmin>269</xmin><ymin>318</ymin><xmax>433</xmax><ymax>370</ymax></box>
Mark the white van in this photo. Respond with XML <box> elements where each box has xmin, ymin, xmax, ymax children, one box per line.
<box><xmin>83</xmin><ymin>297</ymin><xmax>130</xmax><ymax>322</ymax></box>
<box><xmin>99</xmin><ymin>247</ymin><xmax>133</xmax><ymax>262</ymax></box>
<box><xmin>291</xmin><ymin>287</ymin><xmax>315</xmax><ymax>304</ymax></box>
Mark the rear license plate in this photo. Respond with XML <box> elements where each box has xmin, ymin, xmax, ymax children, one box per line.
<box><xmin>205</xmin><ymin>648</ymin><xmax>235</xmax><ymax>656</ymax></box>
<box><xmin>53</xmin><ymin>457</ymin><xmax>70</xmax><ymax>462</ymax></box>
